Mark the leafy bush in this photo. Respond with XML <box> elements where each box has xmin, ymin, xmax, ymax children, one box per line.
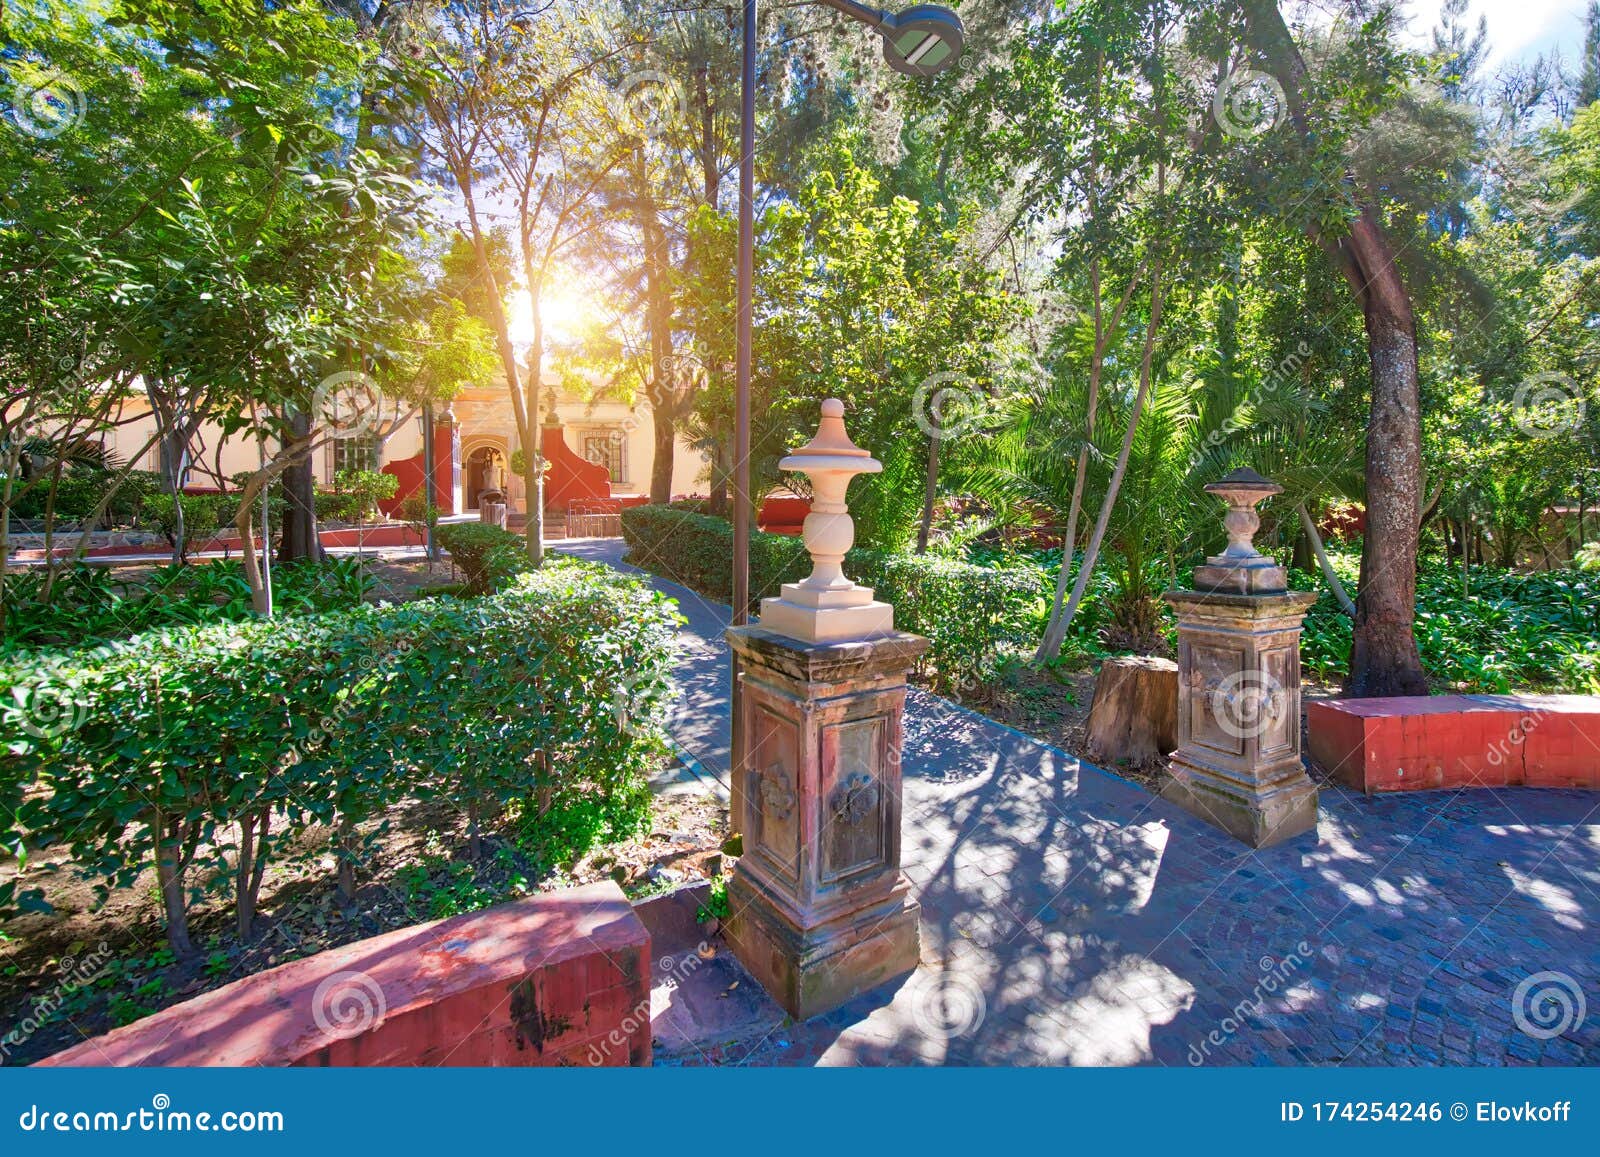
<box><xmin>437</xmin><ymin>521</ymin><xmax>534</xmax><ymax>594</ymax></box>
<box><xmin>1300</xmin><ymin>563</ymin><xmax>1600</xmax><ymax>694</ymax></box>
<box><xmin>1</xmin><ymin>559</ymin><xmax>375</xmax><ymax>650</ymax></box>
<box><xmin>141</xmin><ymin>492</ymin><xmax>241</xmax><ymax>549</ymax></box>
<box><xmin>313</xmin><ymin>489</ymin><xmax>366</xmax><ymax>524</ymax></box>
<box><xmin>1</xmin><ymin>562</ymin><xmax>682</xmax><ymax>948</ymax></box>
<box><xmin>398</xmin><ymin>493</ymin><xmax>439</xmax><ymax>540</ymax></box>
<box><xmin>11</xmin><ymin>468</ymin><xmax>165</xmax><ymax>526</ymax></box>
<box><xmin>331</xmin><ymin>468</ymin><xmax>398</xmax><ymax>521</ymax></box>
<box><xmin>620</xmin><ymin>504</ymin><xmax>1042</xmax><ymax>688</ymax></box>
<box><xmin>851</xmin><ymin>552</ymin><xmax>1044</xmax><ymax>690</ymax></box>
<box><xmin>620</xmin><ymin>504</ymin><xmax>808</xmax><ymax>604</ymax></box>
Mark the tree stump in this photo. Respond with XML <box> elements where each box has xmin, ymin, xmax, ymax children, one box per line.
<box><xmin>1085</xmin><ymin>656</ymin><xmax>1179</xmax><ymax>768</ymax></box>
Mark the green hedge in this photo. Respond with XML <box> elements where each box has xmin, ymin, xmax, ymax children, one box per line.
<box><xmin>437</xmin><ymin>521</ymin><xmax>535</xmax><ymax>595</ymax></box>
<box><xmin>1</xmin><ymin>561</ymin><xmax>683</xmax><ymax>950</ymax></box>
<box><xmin>11</xmin><ymin>468</ymin><xmax>165</xmax><ymax>526</ymax></box>
<box><xmin>620</xmin><ymin>504</ymin><xmax>1041</xmax><ymax>689</ymax></box>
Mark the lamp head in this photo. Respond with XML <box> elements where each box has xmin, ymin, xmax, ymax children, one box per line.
<box><xmin>878</xmin><ymin>5</ymin><xmax>964</xmax><ymax>77</ymax></box>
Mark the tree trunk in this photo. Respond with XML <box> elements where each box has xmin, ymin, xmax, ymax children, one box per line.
<box><xmin>1346</xmin><ymin>305</ymin><xmax>1428</xmax><ymax>695</ymax></box>
<box><xmin>278</xmin><ymin>409</ymin><xmax>323</xmax><ymax>562</ymax></box>
<box><xmin>1085</xmin><ymin>656</ymin><xmax>1179</xmax><ymax>768</ymax></box>
<box><xmin>709</xmin><ymin>442</ymin><xmax>729</xmax><ymax>516</ymax></box>
<box><xmin>650</xmin><ymin>409</ymin><xmax>675</xmax><ymax>505</ymax></box>
<box><xmin>917</xmin><ymin>431</ymin><xmax>940</xmax><ymax>553</ymax></box>
<box><xmin>156</xmin><ymin>818</ymin><xmax>195</xmax><ymax>958</ymax></box>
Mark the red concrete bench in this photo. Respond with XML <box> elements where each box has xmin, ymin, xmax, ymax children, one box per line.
<box><xmin>38</xmin><ymin>881</ymin><xmax>650</xmax><ymax>1067</ymax></box>
<box><xmin>1308</xmin><ymin>694</ymin><xmax>1600</xmax><ymax>793</ymax></box>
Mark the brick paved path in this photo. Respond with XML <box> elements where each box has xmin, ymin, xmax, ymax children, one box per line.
<box><xmin>563</xmin><ymin>539</ymin><xmax>1600</xmax><ymax>1066</ymax></box>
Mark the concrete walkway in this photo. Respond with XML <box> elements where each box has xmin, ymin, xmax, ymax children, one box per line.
<box><xmin>562</xmin><ymin>538</ymin><xmax>1600</xmax><ymax>1067</ymax></box>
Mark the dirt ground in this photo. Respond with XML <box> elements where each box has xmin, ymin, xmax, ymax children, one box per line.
<box><xmin>0</xmin><ymin>782</ymin><xmax>725</xmax><ymax>1066</ymax></box>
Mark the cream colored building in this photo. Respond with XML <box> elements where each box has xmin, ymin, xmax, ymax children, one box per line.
<box><xmin>103</xmin><ymin>378</ymin><xmax>708</xmax><ymax>515</ymax></box>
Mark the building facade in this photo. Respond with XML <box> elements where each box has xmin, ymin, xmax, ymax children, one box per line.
<box><xmin>103</xmin><ymin>379</ymin><xmax>708</xmax><ymax>516</ymax></box>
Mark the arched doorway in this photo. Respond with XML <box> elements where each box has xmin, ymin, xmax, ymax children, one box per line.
<box><xmin>464</xmin><ymin>445</ymin><xmax>507</xmax><ymax>511</ymax></box>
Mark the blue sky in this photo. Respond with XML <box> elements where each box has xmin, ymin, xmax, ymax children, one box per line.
<box><xmin>1403</xmin><ymin>0</ymin><xmax>1589</xmax><ymax>68</ymax></box>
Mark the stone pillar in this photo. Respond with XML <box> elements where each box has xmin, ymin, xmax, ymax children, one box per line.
<box><xmin>724</xmin><ymin>400</ymin><xmax>927</xmax><ymax>1020</ymax></box>
<box><xmin>1161</xmin><ymin>468</ymin><xmax>1320</xmax><ymax>847</ymax></box>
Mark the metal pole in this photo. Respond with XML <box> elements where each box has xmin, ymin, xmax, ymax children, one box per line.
<box><xmin>733</xmin><ymin>0</ymin><xmax>756</xmax><ymax>627</ymax></box>
<box><xmin>422</xmin><ymin>401</ymin><xmax>437</xmax><ymax>564</ymax></box>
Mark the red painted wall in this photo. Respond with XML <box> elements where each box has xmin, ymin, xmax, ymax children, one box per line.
<box><xmin>758</xmin><ymin>493</ymin><xmax>809</xmax><ymax>535</ymax></box>
<box><xmin>379</xmin><ymin>450</ymin><xmax>426</xmax><ymax>517</ymax></box>
<box><xmin>542</xmin><ymin>423</ymin><xmax>612</xmax><ymax>513</ymax></box>
<box><xmin>37</xmin><ymin>882</ymin><xmax>651</xmax><ymax>1067</ymax></box>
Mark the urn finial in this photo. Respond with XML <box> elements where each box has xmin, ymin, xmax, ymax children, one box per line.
<box><xmin>758</xmin><ymin>399</ymin><xmax>894</xmax><ymax>643</ymax></box>
<box><xmin>1193</xmin><ymin>467</ymin><xmax>1287</xmax><ymax>594</ymax></box>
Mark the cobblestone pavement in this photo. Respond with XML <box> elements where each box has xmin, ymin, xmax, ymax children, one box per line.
<box><xmin>562</xmin><ymin>539</ymin><xmax>1600</xmax><ymax>1067</ymax></box>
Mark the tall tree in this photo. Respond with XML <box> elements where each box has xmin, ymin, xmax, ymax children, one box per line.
<box><xmin>1235</xmin><ymin>0</ymin><xmax>1431</xmax><ymax>696</ymax></box>
<box><xmin>407</xmin><ymin>0</ymin><xmax>626</xmax><ymax>562</ymax></box>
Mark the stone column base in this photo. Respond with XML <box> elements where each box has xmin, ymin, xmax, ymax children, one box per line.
<box><xmin>1161</xmin><ymin>761</ymin><xmax>1317</xmax><ymax>848</ymax></box>
<box><xmin>725</xmin><ymin>870</ymin><xmax>920</xmax><ymax>1022</ymax></box>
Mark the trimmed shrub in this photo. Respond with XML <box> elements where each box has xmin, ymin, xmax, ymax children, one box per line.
<box><xmin>437</xmin><ymin>521</ymin><xmax>535</xmax><ymax>594</ymax></box>
<box><xmin>141</xmin><ymin>491</ymin><xmax>242</xmax><ymax>549</ymax></box>
<box><xmin>1</xmin><ymin>562</ymin><xmax>682</xmax><ymax>949</ymax></box>
<box><xmin>851</xmin><ymin>552</ymin><xmax>1042</xmax><ymax>690</ymax></box>
<box><xmin>1</xmin><ymin>558</ymin><xmax>374</xmax><ymax>650</ymax></box>
<box><xmin>621</xmin><ymin>504</ymin><xmax>1041</xmax><ymax>689</ymax></box>
<box><xmin>10</xmin><ymin>467</ymin><xmax>164</xmax><ymax>526</ymax></box>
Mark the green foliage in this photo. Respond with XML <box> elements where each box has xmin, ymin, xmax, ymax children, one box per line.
<box><xmin>140</xmin><ymin>492</ymin><xmax>239</xmax><ymax>549</ymax></box>
<box><xmin>1</xmin><ymin>559</ymin><xmax>373</xmax><ymax>650</ymax></box>
<box><xmin>1</xmin><ymin>562</ymin><xmax>681</xmax><ymax>944</ymax></box>
<box><xmin>436</xmin><ymin>522</ymin><xmax>535</xmax><ymax>595</ymax></box>
<box><xmin>620</xmin><ymin>505</ymin><xmax>1042</xmax><ymax>689</ymax></box>
<box><xmin>1300</xmin><ymin>563</ymin><xmax>1600</xmax><ymax>694</ymax></box>
<box><xmin>696</xmin><ymin>876</ymin><xmax>729</xmax><ymax>925</ymax></box>
<box><xmin>330</xmin><ymin>470</ymin><xmax>399</xmax><ymax>522</ymax></box>
<box><xmin>10</xmin><ymin>468</ymin><xmax>164</xmax><ymax>526</ymax></box>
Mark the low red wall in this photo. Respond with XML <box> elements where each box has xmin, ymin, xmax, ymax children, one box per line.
<box><xmin>1308</xmin><ymin>694</ymin><xmax>1600</xmax><ymax>793</ymax></box>
<box><xmin>38</xmin><ymin>881</ymin><xmax>651</xmax><ymax>1068</ymax></box>
<box><xmin>758</xmin><ymin>493</ymin><xmax>809</xmax><ymax>535</ymax></box>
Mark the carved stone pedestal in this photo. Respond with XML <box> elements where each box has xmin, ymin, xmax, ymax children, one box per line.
<box><xmin>1162</xmin><ymin>590</ymin><xmax>1320</xmax><ymax>847</ymax></box>
<box><xmin>1161</xmin><ymin>468</ymin><xmax>1320</xmax><ymax>848</ymax></box>
<box><xmin>723</xmin><ymin>626</ymin><xmax>928</xmax><ymax>1020</ymax></box>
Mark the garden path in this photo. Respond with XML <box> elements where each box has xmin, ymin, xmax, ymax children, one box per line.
<box><xmin>560</xmin><ymin>538</ymin><xmax>1600</xmax><ymax>1067</ymax></box>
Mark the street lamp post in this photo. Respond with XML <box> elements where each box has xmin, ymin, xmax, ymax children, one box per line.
<box><xmin>729</xmin><ymin>0</ymin><xmax>964</xmax><ymax>626</ymax></box>
<box><xmin>421</xmin><ymin>402</ymin><xmax>438</xmax><ymax>564</ymax></box>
